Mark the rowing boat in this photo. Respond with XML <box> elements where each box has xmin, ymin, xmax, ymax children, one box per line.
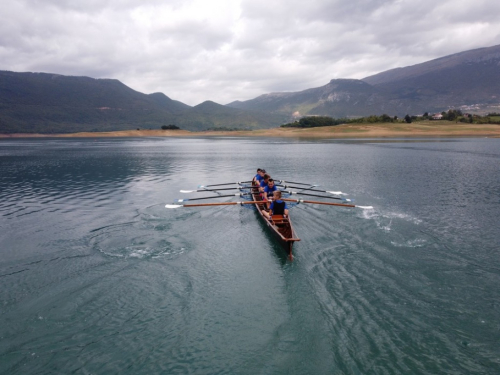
<box><xmin>169</xmin><ymin>179</ymin><xmax>371</xmax><ymax>260</ymax></box>
<box><xmin>251</xmin><ymin>182</ymin><xmax>300</xmax><ymax>260</ymax></box>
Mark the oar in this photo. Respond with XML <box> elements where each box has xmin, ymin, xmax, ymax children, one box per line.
<box><xmin>166</xmin><ymin>201</ymin><xmax>265</xmax><ymax>208</ymax></box>
<box><xmin>283</xmin><ymin>198</ymin><xmax>373</xmax><ymax>209</ymax></box>
<box><xmin>185</xmin><ymin>186</ymin><xmax>346</xmax><ymax>198</ymax></box>
<box><xmin>277</xmin><ymin>180</ymin><xmax>313</xmax><ymax>186</ymax></box>
<box><xmin>174</xmin><ymin>193</ymin><xmax>250</xmax><ymax>203</ymax></box>
<box><xmin>181</xmin><ymin>186</ymin><xmax>258</xmax><ymax>193</ymax></box>
<box><xmin>283</xmin><ymin>191</ymin><xmax>352</xmax><ymax>202</ymax></box>
<box><xmin>275</xmin><ymin>183</ymin><xmax>318</xmax><ymax>191</ymax></box>
<box><xmin>281</xmin><ymin>185</ymin><xmax>346</xmax><ymax>195</ymax></box>
<box><xmin>197</xmin><ymin>184</ymin><xmax>222</xmax><ymax>195</ymax></box>
<box><xmin>198</xmin><ymin>181</ymin><xmax>252</xmax><ymax>188</ymax></box>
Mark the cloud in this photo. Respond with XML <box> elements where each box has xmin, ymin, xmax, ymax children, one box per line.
<box><xmin>1</xmin><ymin>0</ymin><xmax>499</xmax><ymax>105</ymax></box>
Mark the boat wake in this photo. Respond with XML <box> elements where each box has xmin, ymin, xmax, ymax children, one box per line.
<box><xmin>390</xmin><ymin>237</ymin><xmax>429</xmax><ymax>248</ymax></box>
<box><xmin>88</xmin><ymin>205</ymin><xmax>189</xmax><ymax>260</ymax></box>
<box><xmin>356</xmin><ymin>207</ymin><xmax>433</xmax><ymax>250</ymax></box>
<box><xmin>361</xmin><ymin>208</ymin><xmax>422</xmax><ymax>226</ymax></box>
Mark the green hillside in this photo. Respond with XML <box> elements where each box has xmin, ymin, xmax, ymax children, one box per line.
<box><xmin>0</xmin><ymin>71</ymin><xmax>282</xmax><ymax>133</ymax></box>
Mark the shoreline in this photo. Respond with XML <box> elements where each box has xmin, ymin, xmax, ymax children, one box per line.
<box><xmin>2</xmin><ymin>123</ymin><xmax>500</xmax><ymax>139</ymax></box>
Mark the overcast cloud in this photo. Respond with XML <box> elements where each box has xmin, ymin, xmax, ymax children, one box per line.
<box><xmin>1</xmin><ymin>0</ymin><xmax>500</xmax><ymax>105</ymax></box>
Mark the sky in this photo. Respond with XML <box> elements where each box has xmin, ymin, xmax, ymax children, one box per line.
<box><xmin>1</xmin><ymin>0</ymin><xmax>500</xmax><ymax>106</ymax></box>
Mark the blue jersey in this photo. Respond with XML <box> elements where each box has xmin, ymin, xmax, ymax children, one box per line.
<box><xmin>254</xmin><ymin>174</ymin><xmax>263</xmax><ymax>182</ymax></box>
<box><xmin>270</xmin><ymin>200</ymin><xmax>287</xmax><ymax>215</ymax></box>
<box><xmin>260</xmin><ymin>179</ymin><xmax>268</xmax><ymax>188</ymax></box>
<box><xmin>264</xmin><ymin>185</ymin><xmax>277</xmax><ymax>197</ymax></box>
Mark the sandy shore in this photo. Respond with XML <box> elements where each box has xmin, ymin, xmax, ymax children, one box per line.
<box><xmin>2</xmin><ymin>122</ymin><xmax>500</xmax><ymax>139</ymax></box>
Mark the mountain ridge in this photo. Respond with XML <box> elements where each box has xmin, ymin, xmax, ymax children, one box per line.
<box><xmin>0</xmin><ymin>71</ymin><xmax>283</xmax><ymax>133</ymax></box>
<box><xmin>1</xmin><ymin>44</ymin><xmax>500</xmax><ymax>133</ymax></box>
<box><xmin>228</xmin><ymin>44</ymin><xmax>500</xmax><ymax>118</ymax></box>
<box><xmin>362</xmin><ymin>45</ymin><xmax>500</xmax><ymax>85</ymax></box>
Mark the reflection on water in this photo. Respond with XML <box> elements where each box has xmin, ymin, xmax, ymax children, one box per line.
<box><xmin>1</xmin><ymin>137</ymin><xmax>499</xmax><ymax>374</ymax></box>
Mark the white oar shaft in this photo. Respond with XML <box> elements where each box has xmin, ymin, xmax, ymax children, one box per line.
<box><xmin>282</xmin><ymin>198</ymin><xmax>372</xmax><ymax>208</ymax></box>
<box><xmin>283</xmin><ymin>198</ymin><xmax>355</xmax><ymax>208</ymax></box>
<box><xmin>166</xmin><ymin>201</ymin><xmax>266</xmax><ymax>208</ymax></box>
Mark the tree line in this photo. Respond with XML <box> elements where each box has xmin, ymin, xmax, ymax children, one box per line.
<box><xmin>281</xmin><ymin>114</ymin><xmax>397</xmax><ymax>128</ymax></box>
<box><xmin>404</xmin><ymin>110</ymin><xmax>500</xmax><ymax>124</ymax></box>
<box><xmin>281</xmin><ymin>111</ymin><xmax>500</xmax><ymax>128</ymax></box>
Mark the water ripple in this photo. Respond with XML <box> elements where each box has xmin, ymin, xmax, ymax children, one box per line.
<box><xmin>1</xmin><ymin>138</ymin><xmax>499</xmax><ymax>374</ymax></box>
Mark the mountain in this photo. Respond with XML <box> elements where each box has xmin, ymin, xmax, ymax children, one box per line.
<box><xmin>147</xmin><ymin>92</ymin><xmax>191</xmax><ymax>113</ymax></box>
<box><xmin>2</xmin><ymin>44</ymin><xmax>499</xmax><ymax>133</ymax></box>
<box><xmin>0</xmin><ymin>71</ymin><xmax>283</xmax><ymax>133</ymax></box>
<box><xmin>362</xmin><ymin>45</ymin><xmax>500</xmax><ymax>85</ymax></box>
<box><xmin>228</xmin><ymin>79</ymin><xmax>387</xmax><ymax>118</ymax></box>
<box><xmin>171</xmin><ymin>101</ymin><xmax>285</xmax><ymax>131</ymax></box>
<box><xmin>228</xmin><ymin>44</ymin><xmax>500</xmax><ymax>117</ymax></box>
<box><xmin>362</xmin><ymin>45</ymin><xmax>500</xmax><ymax>112</ymax></box>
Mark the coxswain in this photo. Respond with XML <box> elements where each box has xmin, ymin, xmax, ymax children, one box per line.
<box><xmin>263</xmin><ymin>190</ymin><xmax>289</xmax><ymax>219</ymax></box>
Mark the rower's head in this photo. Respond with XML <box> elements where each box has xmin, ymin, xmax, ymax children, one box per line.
<box><xmin>256</xmin><ymin>168</ymin><xmax>262</xmax><ymax>173</ymax></box>
<box><xmin>259</xmin><ymin>169</ymin><xmax>266</xmax><ymax>177</ymax></box>
<box><xmin>263</xmin><ymin>174</ymin><xmax>270</xmax><ymax>181</ymax></box>
<box><xmin>268</xmin><ymin>178</ymin><xmax>274</xmax><ymax>187</ymax></box>
<box><xmin>273</xmin><ymin>190</ymin><xmax>282</xmax><ymax>200</ymax></box>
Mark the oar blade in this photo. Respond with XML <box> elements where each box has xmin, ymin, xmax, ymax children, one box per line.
<box><xmin>327</xmin><ymin>191</ymin><xmax>347</xmax><ymax>195</ymax></box>
<box><xmin>165</xmin><ymin>204</ymin><xmax>183</xmax><ymax>209</ymax></box>
<box><xmin>180</xmin><ymin>190</ymin><xmax>195</xmax><ymax>193</ymax></box>
<box><xmin>356</xmin><ymin>206</ymin><xmax>374</xmax><ymax>209</ymax></box>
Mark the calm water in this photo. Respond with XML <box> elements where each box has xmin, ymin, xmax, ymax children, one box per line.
<box><xmin>0</xmin><ymin>137</ymin><xmax>499</xmax><ymax>374</ymax></box>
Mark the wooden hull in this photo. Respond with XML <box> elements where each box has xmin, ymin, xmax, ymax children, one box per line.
<box><xmin>251</xmin><ymin>183</ymin><xmax>300</xmax><ymax>259</ymax></box>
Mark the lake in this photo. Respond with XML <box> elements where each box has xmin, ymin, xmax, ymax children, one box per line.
<box><xmin>1</xmin><ymin>137</ymin><xmax>499</xmax><ymax>374</ymax></box>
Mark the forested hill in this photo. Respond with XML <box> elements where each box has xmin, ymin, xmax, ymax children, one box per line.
<box><xmin>0</xmin><ymin>71</ymin><xmax>283</xmax><ymax>133</ymax></box>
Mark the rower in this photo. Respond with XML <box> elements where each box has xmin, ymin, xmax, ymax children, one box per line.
<box><xmin>263</xmin><ymin>178</ymin><xmax>278</xmax><ymax>208</ymax></box>
<box><xmin>259</xmin><ymin>173</ymin><xmax>270</xmax><ymax>192</ymax></box>
<box><xmin>252</xmin><ymin>168</ymin><xmax>265</xmax><ymax>185</ymax></box>
<box><xmin>263</xmin><ymin>190</ymin><xmax>289</xmax><ymax>220</ymax></box>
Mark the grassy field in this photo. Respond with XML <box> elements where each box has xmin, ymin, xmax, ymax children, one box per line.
<box><xmin>2</xmin><ymin>121</ymin><xmax>500</xmax><ymax>139</ymax></box>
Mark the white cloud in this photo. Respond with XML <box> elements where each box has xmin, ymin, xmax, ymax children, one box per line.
<box><xmin>1</xmin><ymin>0</ymin><xmax>499</xmax><ymax>105</ymax></box>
